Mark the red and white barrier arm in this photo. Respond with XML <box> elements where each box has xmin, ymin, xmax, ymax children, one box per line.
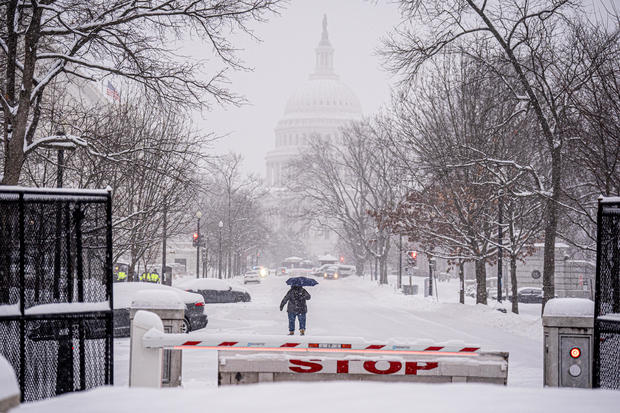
<box><xmin>141</xmin><ymin>331</ymin><xmax>480</xmax><ymax>356</ymax></box>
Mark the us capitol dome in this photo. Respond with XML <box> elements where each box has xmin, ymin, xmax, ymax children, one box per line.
<box><xmin>265</xmin><ymin>15</ymin><xmax>362</xmax><ymax>187</ymax></box>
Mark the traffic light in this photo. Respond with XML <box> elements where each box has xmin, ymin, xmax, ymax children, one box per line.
<box><xmin>192</xmin><ymin>232</ymin><xmax>199</xmax><ymax>247</ymax></box>
<box><xmin>406</xmin><ymin>250</ymin><xmax>418</xmax><ymax>267</ymax></box>
<box><xmin>339</xmin><ymin>255</ymin><xmax>345</xmax><ymax>263</ymax></box>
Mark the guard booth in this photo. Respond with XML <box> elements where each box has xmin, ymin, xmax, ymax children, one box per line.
<box><xmin>594</xmin><ymin>197</ymin><xmax>620</xmax><ymax>389</ymax></box>
<box><xmin>0</xmin><ymin>187</ymin><xmax>114</xmax><ymax>402</ymax></box>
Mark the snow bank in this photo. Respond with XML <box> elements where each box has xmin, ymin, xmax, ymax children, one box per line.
<box><xmin>130</xmin><ymin>291</ymin><xmax>184</xmax><ymax>310</ymax></box>
<box><xmin>0</xmin><ymin>303</ymin><xmax>20</xmax><ymax>317</ymax></box>
<box><xmin>598</xmin><ymin>313</ymin><xmax>620</xmax><ymax>322</ymax></box>
<box><xmin>25</xmin><ymin>301</ymin><xmax>110</xmax><ymax>315</ymax></box>
<box><xmin>0</xmin><ymin>355</ymin><xmax>19</xmax><ymax>399</ymax></box>
<box><xmin>132</xmin><ymin>310</ymin><xmax>164</xmax><ymax>332</ymax></box>
<box><xmin>13</xmin><ymin>381</ymin><xmax>620</xmax><ymax>413</ymax></box>
<box><xmin>543</xmin><ymin>298</ymin><xmax>594</xmax><ymax>317</ymax></box>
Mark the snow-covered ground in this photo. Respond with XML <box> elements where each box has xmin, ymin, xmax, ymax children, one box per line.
<box><xmin>13</xmin><ymin>274</ymin><xmax>620</xmax><ymax>412</ymax></box>
<box><xmin>115</xmin><ymin>274</ymin><xmax>543</xmax><ymax>387</ymax></box>
<box><xmin>15</xmin><ymin>381</ymin><xmax>620</xmax><ymax>413</ymax></box>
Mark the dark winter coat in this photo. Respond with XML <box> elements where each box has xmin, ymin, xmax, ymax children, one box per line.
<box><xmin>280</xmin><ymin>286</ymin><xmax>311</xmax><ymax>314</ymax></box>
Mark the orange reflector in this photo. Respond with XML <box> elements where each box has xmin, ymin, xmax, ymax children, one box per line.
<box><xmin>341</xmin><ymin>344</ymin><xmax>352</xmax><ymax>349</ymax></box>
<box><xmin>570</xmin><ymin>347</ymin><xmax>581</xmax><ymax>359</ymax></box>
<box><xmin>308</xmin><ymin>343</ymin><xmax>318</xmax><ymax>348</ymax></box>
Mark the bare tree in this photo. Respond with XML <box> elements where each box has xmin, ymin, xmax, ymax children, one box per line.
<box><xmin>290</xmin><ymin>119</ymin><xmax>404</xmax><ymax>284</ymax></box>
<box><xmin>382</xmin><ymin>0</ymin><xmax>617</xmax><ymax>308</ymax></box>
<box><xmin>202</xmin><ymin>153</ymin><xmax>265</xmax><ymax>278</ymax></box>
<box><xmin>0</xmin><ymin>0</ymin><xmax>282</xmax><ymax>185</ymax></box>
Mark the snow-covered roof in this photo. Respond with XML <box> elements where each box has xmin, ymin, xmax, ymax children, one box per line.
<box><xmin>318</xmin><ymin>254</ymin><xmax>337</xmax><ymax>262</ymax></box>
<box><xmin>543</xmin><ymin>298</ymin><xmax>593</xmax><ymax>317</ymax></box>
<box><xmin>599</xmin><ymin>196</ymin><xmax>620</xmax><ymax>204</ymax></box>
<box><xmin>0</xmin><ymin>185</ymin><xmax>110</xmax><ymax>195</ymax></box>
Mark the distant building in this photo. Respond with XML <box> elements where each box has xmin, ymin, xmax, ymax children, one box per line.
<box><xmin>264</xmin><ymin>15</ymin><xmax>362</xmax><ymax>259</ymax></box>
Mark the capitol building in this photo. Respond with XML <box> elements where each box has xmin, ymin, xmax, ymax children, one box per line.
<box><xmin>264</xmin><ymin>15</ymin><xmax>362</xmax><ymax>258</ymax></box>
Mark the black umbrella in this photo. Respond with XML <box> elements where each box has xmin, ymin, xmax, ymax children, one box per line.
<box><xmin>286</xmin><ymin>276</ymin><xmax>319</xmax><ymax>287</ymax></box>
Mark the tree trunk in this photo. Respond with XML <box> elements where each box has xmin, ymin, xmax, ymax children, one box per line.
<box><xmin>510</xmin><ymin>255</ymin><xmax>519</xmax><ymax>314</ymax></box>
<box><xmin>475</xmin><ymin>259</ymin><xmax>487</xmax><ymax>304</ymax></box>
<box><xmin>355</xmin><ymin>258</ymin><xmax>364</xmax><ymax>276</ymax></box>
<box><xmin>379</xmin><ymin>256</ymin><xmax>388</xmax><ymax>284</ymax></box>
<box><xmin>459</xmin><ymin>261</ymin><xmax>465</xmax><ymax>304</ymax></box>
<box><xmin>542</xmin><ymin>148</ymin><xmax>562</xmax><ymax>312</ymax></box>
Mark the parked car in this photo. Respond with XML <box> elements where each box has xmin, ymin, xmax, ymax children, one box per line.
<box><xmin>243</xmin><ymin>270</ymin><xmax>263</xmax><ymax>284</ymax></box>
<box><xmin>174</xmin><ymin>278</ymin><xmax>251</xmax><ymax>303</ymax></box>
<box><xmin>509</xmin><ymin>287</ymin><xmax>544</xmax><ymax>303</ymax></box>
<box><xmin>112</xmin><ymin>282</ymin><xmax>208</xmax><ymax>337</ymax></box>
<box><xmin>335</xmin><ymin>264</ymin><xmax>355</xmax><ymax>277</ymax></box>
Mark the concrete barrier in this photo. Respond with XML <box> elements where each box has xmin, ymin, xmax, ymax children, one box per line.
<box><xmin>218</xmin><ymin>351</ymin><xmax>508</xmax><ymax>385</ymax></box>
<box><xmin>129</xmin><ymin>313</ymin><xmax>509</xmax><ymax>387</ymax></box>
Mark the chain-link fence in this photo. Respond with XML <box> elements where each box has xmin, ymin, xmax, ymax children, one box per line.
<box><xmin>594</xmin><ymin>197</ymin><xmax>620</xmax><ymax>389</ymax></box>
<box><xmin>0</xmin><ymin>187</ymin><xmax>113</xmax><ymax>402</ymax></box>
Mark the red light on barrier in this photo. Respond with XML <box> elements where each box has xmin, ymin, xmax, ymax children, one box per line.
<box><xmin>570</xmin><ymin>347</ymin><xmax>581</xmax><ymax>359</ymax></box>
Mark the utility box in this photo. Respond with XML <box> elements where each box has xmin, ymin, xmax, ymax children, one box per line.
<box><xmin>543</xmin><ymin>298</ymin><xmax>594</xmax><ymax>388</ymax></box>
<box><xmin>130</xmin><ymin>291</ymin><xmax>185</xmax><ymax>387</ymax></box>
<box><xmin>403</xmin><ymin>284</ymin><xmax>418</xmax><ymax>295</ymax></box>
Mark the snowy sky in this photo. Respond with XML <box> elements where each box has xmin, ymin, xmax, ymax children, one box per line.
<box><xmin>187</xmin><ymin>0</ymin><xmax>402</xmax><ymax>176</ymax></box>
<box><xmin>183</xmin><ymin>0</ymin><xmax>614</xmax><ymax>177</ymax></box>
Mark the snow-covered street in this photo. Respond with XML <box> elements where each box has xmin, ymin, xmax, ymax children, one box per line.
<box><xmin>114</xmin><ymin>274</ymin><xmax>543</xmax><ymax>387</ymax></box>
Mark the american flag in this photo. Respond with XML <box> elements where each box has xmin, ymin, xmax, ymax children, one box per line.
<box><xmin>106</xmin><ymin>81</ymin><xmax>120</xmax><ymax>101</ymax></box>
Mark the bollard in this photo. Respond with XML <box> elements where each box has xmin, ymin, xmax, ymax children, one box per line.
<box><xmin>543</xmin><ymin>298</ymin><xmax>594</xmax><ymax>388</ymax></box>
<box><xmin>0</xmin><ymin>355</ymin><xmax>19</xmax><ymax>413</ymax></box>
<box><xmin>129</xmin><ymin>310</ymin><xmax>164</xmax><ymax>387</ymax></box>
<box><xmin>129</xmin><ymin>291</ymin><xmax>185</xmax><ymax>387</ymax></box>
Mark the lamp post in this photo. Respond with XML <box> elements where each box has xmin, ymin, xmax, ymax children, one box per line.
<box><xmin>218</xmin><ymin>220</ymin><xmax>223</xmax><ymax>280</ymax></box>
<box><xmin>498</xmin><ymin>190</ymin><xmax>504</xmax><ymax>302</ymax></box>
<box><xmin>195</xmin><ymin>211</ymin><xmax>202</xmax><ymax>279</ymax></box>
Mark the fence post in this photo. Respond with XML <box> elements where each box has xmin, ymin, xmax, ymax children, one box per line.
<box><xmin>129</xmin><ymin>310</ymin><xmax>164</xmax><ymax>388</ymax></box>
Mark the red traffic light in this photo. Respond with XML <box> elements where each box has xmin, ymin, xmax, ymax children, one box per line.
<box><xmin>409</xmin><ymin>251</ymin><xmax>417</xmax><ymax>259</ymax></box>
<box><xmin>340</xmin><ymin>256</ymin><xmax>345</xmax><ymax>263</ymax></box>
<box><xmin>193</xmin><ymin>232</ymin><xmax>199</xmax><ymax>240</ymax></box>
<box><xmin>570</xmin><ymin>347</ymin><xmax>581</xmax><ymax>359</ymax></box>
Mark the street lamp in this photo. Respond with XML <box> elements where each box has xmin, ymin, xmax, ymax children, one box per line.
<box><xmin>218</xmin><ymin>220</ymin><xmax>223</xmax><ymax>280</ymax></box>
<box><xmin>195</xmin><ymin>211</ymin><xmax>202</xmax><ymax>279</ymax></box>
<box><xmin>497</xmin><ymin>190</ymin><xmax>504</xmax><ymax>302</ymax></box>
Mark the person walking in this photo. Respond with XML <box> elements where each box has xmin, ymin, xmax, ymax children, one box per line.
<box><xmin>280</xmin><ymin>285</ymin><xmax>311</xmax><ymax>335</ymax></box>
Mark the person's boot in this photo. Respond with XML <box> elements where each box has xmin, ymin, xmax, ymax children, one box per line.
<box><xmin>300</xmin><ymin>329</ymin><xmax>305</xmax><ymax>336</ymax></box>
<box><xmin>288</xmin><ymin>331</ymin><xmax>294</xmax><ymax>335</ymax></box>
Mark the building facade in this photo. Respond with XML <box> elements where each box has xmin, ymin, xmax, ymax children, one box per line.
<box><xmin>264</xmin><ymin>15</ymin><xmax>362</xmax><ymax>258</ymax></box>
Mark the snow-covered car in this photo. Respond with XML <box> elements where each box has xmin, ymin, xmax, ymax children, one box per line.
<box><xmin>335</xmin><ymin>264</ymin><xmax>355</xmax><ymax>277</ymax></box>
<box><xmin>509</xmin><ymin>287</ymin><xmax>544</xmax><ymax>303</ymax></box>
<box><xmin>112</xmin><ymin>282</ymin><xmax>208</xmax><ymax>337</ymax></box>
<box><xmin>174</xmin><ymin>278</ymin><xmax>251</xmax><ymax>303</ymax></box>
<box><xmin>243</xmin><ymin>270</ymin><xmax>264</xmax><ymax>284</ymax></box>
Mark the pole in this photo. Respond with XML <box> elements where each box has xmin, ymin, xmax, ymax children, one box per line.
<box><xmin>428</xmin><ymin>256</ymin><xmax>433</xmax><ymax>297</ymax></box>
<box><xmin>398</xmin><ymin>234</ymin><xmax>402</xmax><ymax>289</ymax></box>
<box><xmin>57</xmin><ymin>149</ymin><xmax>64</xmax><ymax>188</ymax></box>
<box><xmin>218</xmin><ymin>227</ymin><xmax>222</xmax><ymax>279</ymax></box>
<box><xmin>162</xmin><ymin>199</ymin><xmax>168</xmax><ymax>285</ymax></box>
<box><xmin>459</xmin><ymin>260</ymin><xmax>465</xmax><ymax>304</ymax></box>
<box><xmin>196</xmin><ymin>218</ymin><xmax>200</xmax><ymax>279</ymax></box>
<box><xmin>498</xmin><ymin>191</ymin><xmax>503</xmax><ymax>302</ymax></box>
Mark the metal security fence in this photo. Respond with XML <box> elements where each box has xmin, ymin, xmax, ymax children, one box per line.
<box><xmin>0</xmin><ymin>187</ymin><xmax>114</xmax><ymax>402</ymax></box>
<box><xmin>594</xmin><ymin>197</ymin><xmax>620</xmax><ymax>389</ymax></box>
